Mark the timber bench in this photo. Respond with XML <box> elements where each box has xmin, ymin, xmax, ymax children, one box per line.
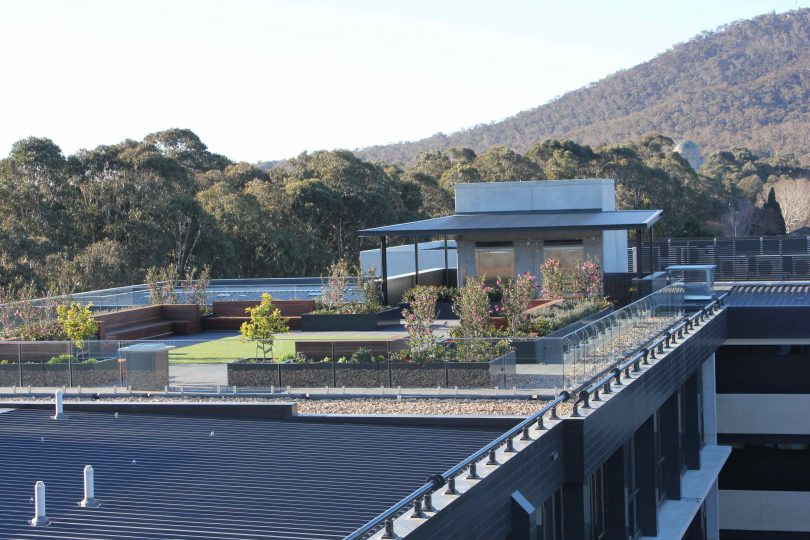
<box><xmin>95</xmin><ymin>305</ymin><xmax>201</xmax><ymax>341</ymax></box>
<box><xmin>205</xmin><ymin>300</ymin><xmax>316</xmax><ymax>331</ymax></box>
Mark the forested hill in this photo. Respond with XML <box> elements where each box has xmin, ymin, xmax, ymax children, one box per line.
<box><xmin>355</xmin><ymin>9</ymin><xmax>810</xmax><ymax>164</ymax></box>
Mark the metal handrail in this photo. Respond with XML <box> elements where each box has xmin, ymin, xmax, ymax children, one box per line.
<box><xmin>344</xmin><ymin>391</ymin><xmax>569</xmax><ymax>540</ymax></box>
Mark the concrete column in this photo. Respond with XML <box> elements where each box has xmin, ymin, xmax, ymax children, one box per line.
<box><xmin>705</xmin><ymin>480</ymin><xmax>720</xmax><ymax>540</ymax></box>
<box><xmin>701</xmin><ymin>353</ymin><xmax>720</xmax><ymax>540</ymax></box>
<box><xmin>701</xmin><ymin>353</ymin><xmax>717</xmax><ymax>446</ymax></box>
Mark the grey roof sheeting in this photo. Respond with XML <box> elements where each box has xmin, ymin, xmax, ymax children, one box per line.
<box><xmin>358</xmin><ymin>210</ymin><xmax>662</xmax><ymax>237</ymax></box>
<box><xmin>0</xmin><ymin>409</ymin><xmax>504</xmax><ymax>539</ymax></box>
<box><xmin>726</xmin><ymin>283</ymin><xmax>810</xmax><ymax>307</ymax></box>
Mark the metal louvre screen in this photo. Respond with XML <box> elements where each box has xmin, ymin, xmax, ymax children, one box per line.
<box><xmin>639</xmin><ymin>237</ymin><xmax>810</xmax><ymax>281</ymax></box>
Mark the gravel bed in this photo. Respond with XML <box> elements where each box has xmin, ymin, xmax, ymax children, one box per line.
<box><xmin>0</xmin><ymin>395</ymin><xmax>574</xmax><ymax>417</ymax></box>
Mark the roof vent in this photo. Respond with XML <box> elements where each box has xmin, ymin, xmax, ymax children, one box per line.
<box><xmin>51</xmin><ymin>390</ymin><xmax>65</xmax><ymax>420</ymax></box>
<box><xmin>79</xmin><ymin>465</ymin><xmax>101</xmax><ymax>508</ymax></box>
<box><xmin>29</xmin><ymin>481</ymin><xmax>51</xmax><ymax>527</ymax></box>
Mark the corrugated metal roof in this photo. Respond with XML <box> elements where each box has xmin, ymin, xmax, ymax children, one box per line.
<box><xmin>0</xmin><ymin>409</ymin><xmax>503</xmax><ymax>539</ymax></box>
<box><xmin>358</xmin><ymin>210</ymin><xmax>662</xmax><ymax>237</ymax></box>
<box><xmin>727</xmin><ymin>284</ymin><xmax>810</xmax><ymax>307</ymax></box>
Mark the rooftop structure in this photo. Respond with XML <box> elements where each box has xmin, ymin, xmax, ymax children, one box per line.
<box><xmin>359</xmin><ymin>179</ymin><xmax>661</xmax><ymax>301</ymax></box>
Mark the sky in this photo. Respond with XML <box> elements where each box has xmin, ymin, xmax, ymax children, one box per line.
<box><xmin>0</xmin><ymin>0</ymin><xmax>802</xmax><ymax>162</ymax></box>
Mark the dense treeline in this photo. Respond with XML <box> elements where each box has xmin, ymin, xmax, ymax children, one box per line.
<box><xmin>1</xmin><ymin>129</ymin><xmax>807</xmax><ymax>294</ymax></box>
<box><xmin>356</xmin><ymin>9</ymin><xmax>810</xmax><ymax>165</ymax></box>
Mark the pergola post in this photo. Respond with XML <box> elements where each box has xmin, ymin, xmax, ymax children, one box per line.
<box><xmin>636</xmin><ymin>229</ymin><xmax>643</xmax><ymax>278</ymax></box>
<box><xmin>443</xmin><ymin>235</ymin><xmax>450</xmax><ymax>287</ymax></box>
<box><xmin>648</xmin><ymin>226</ymin><xmax>654</xmax><ymax>273</ymax></box>
<box><xmin>413</xmin><ymin>237</ymin><xmax>419</xmax><ymax>286</ymax></box>
<box><xmin>380</xmin><ymin>236</ymin><xmax>388</xmax><ymax>306</ymax></box>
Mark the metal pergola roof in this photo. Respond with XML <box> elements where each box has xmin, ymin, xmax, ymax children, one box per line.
<box><xmin>358</xmin><ymin>210</ymin><xmax>663</xmax><ymax>237</ymax></box>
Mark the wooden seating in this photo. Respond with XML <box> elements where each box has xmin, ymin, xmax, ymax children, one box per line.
<box><xmin>95</xmin><ymin>305</ymin><xmax>201</xmax><ymax>340</ymax></box>
<box><xmin>205</xmin><ymin>300</ymin><xmax>316</xmax><ymax>331</ymax></box>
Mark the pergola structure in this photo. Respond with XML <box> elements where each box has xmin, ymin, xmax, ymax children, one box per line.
<box><xmin>358</xmin><ymin>209</ymin><xmax>662</xmax><ymax>304</ymax></box>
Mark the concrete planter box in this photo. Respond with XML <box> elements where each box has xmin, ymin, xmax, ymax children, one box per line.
<box><xmin>227</xmin><ymin>351</ymin><xmax>516</xmax><ymax>389</ymax></box>
<box><xmin>300</xmin><ymin>307</ymin><xmax>402</xmax><ymax>332</ymax></box>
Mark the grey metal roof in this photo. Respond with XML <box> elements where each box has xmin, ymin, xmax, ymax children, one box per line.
<box><xmin>727</xmin><ymin>284</ymin><xmax>810</xmax><ymax>307</ymax></box>
<box><xmin>0</xmin><ymin>409</ymin><xmax>503</xmax><ymax>539</ymax></box>
<box><xmin>358</xmin><ymin>210</ymin><xmax>662</xmax><ymax>237</ymax></box>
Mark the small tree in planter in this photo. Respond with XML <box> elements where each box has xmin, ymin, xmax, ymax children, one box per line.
<box><xmin>499</xmin><ymin>273</ymin><xmax>536</xmax><ymax>335</ymax></box>
<box><xmin>240</xmin><ymin>293</ymin><xmax>289</xmax><ymax>361</ymax></box>
<box><xmin>574</xmin><ymin>259</ymin><xmax>602</xmax><ymax>301</ymax></box>
<box><xmin>403</xmin><ymin>285</ymin><xmax>439</xmax><ymax>362</ymax></box>
<box><xmin>56</xmin><ymin>301</ymin><xmax>99</xmax><ymax>358</ymax></box>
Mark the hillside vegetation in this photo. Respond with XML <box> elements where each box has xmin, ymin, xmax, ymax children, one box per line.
<box><xmin>356</xmin><ymin>9</ymin><xmax>810</xmax><ymax>164</ymax></box>
<box><xmin>3</xmin><ymin>128</ymin><xmax>809</xmax><ymax>296</ymax></box>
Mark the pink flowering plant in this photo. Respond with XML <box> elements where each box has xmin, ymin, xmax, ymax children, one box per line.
<box><xmin>540</xmin><ymin>258</ymin><xmax>567</xmax><ymax>299</ymax></box>
<box><xmin>321</xmin><ymin>258</ymin><xmax>351</xmax><ymax>311</ymax></box>
<box><xmin>402</xmin><ymin>285</ymin><xmax>440</xmax><ymax>362</ymax></box>
<box><xmin>499</xmin><ymin>272</ymin><xmax>536</xmax><ymax>335</ymax></box>
<box><xmin>450</xmin><ymin>276</ymin><xmax>510</xmax><ymax>362</ymax></box>
<box><xmin>574</xmin><ymin>259</ymin><xmax>602</xmax><ymax>301</ymax></box>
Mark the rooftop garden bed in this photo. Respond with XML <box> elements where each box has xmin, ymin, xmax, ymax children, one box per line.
<box><xmin>301</xmin><ymin>259</ymin><xmax>399</xmax><ymax>331</ymax></box>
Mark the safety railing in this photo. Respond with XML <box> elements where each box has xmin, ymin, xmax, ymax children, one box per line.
<box><xmin>561</xmin><ymin>282</ymin><xmax>685</xmax><ymax>391</ymax></box>
<box><xmin>344</xmin><ymin>391</ymin><xmax>570</xmax><ymax>540</ymax></box>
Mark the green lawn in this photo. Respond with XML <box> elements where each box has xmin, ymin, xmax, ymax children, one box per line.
<box><xmin>169</xmin><ymin>332</ymin><xmax>405</xmax><ymax>364</ymax></box>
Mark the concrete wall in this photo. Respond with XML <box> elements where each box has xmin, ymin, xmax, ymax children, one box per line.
<box><xmin>717</xmin><ymin>394</ymin><xmax>810</xmax><ymax>435</ymax></box>
<box><xmin>453</xmin><ymin>180</ymin><xmax>628</xmax><ymax>279</ymax></box>
<box><xmin>720</xmin><ymin>490</ymin><xmax>810</xmax><ymax>533</ymax></box>
<box><xmin>454</xmin><ymin>179</ymin><xmax>616</xmax><ymax>213</ymax></box>
<box><xmin>456</xmin><ymin>230</ymin><xmax>606</xmax><ymax>285</ymax></box>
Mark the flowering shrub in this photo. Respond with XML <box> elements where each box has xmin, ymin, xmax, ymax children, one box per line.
<box><xmin>499</xmin><ymin>273</ymin><xmax>536</xmax><ymax>335</ymax></box>
<box><xmin>402</xmin><ymin>285</ymin><xmax>439</xmax><ymax>362</ymax></box>
<box><xmin>321</xmin><ymin>258</ymin><xmax>351</xmax><ymax>311</ymax></box>
<box><xmin>0</xmin><ymin>284</ymin><xmax>65</xmax><ymax>340</ymax></box>
<box><xmin>356</xmin><ymin>265</ymin><xmax>383</xmax><ymax>313</ymax></box>
<box><xmin>574</xmin><ymin>259</ymin><xmax>602</xmax><ymax>300</ymax></box>
<box><xmin>146</xmin><ymin>265</ymin><xmax>179</xmax><ymax>304</ymax></box>
<box><xmin>181</xmin><ymin>265</ymin><xmax>212</xmax><ymax>311</ymax></box>
<box><xmin>540</xmin><ymin>258</ymin><xmax>567</xmax><ymax>299</ymax></box>
<box><xmin>452</xmin><ymin>275</ymin><xmax>492</xmax><ymax>338</ymax></box>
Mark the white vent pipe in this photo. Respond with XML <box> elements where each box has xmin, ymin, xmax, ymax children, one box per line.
<box><xmin>29</xmin><ymin>481</ymin><xmax>51</xmax><ymax>527</ymax></box>
<box><xmin>51</xmin><ymin>389</ymin><xmax>65</xmax><ymax>420</ymax></box>
<box><xmin>79</xmin><ymin>465</ymin><xmax>101</xmax><ymax>508</ymax></box>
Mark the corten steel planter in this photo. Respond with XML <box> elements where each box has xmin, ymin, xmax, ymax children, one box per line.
<box><xmin>300</xmin><ymin>307</ymin><xmax>402</xmax><ymax>332</ymax></box>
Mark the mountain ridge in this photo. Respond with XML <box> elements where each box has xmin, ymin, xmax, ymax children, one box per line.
<box><xmin>352</xmin><ymin>9</ymin><xmax>810</xmax><ymax>164</ymax></box>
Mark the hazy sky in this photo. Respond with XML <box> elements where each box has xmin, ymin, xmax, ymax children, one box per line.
<box><xmin>0</xmin><ymin>0</ymin><xmax>802</xmax><ymax>162</ymax></box>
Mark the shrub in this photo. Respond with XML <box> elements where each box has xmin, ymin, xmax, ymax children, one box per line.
<box><xmin>56</xmin><ymin>301</ymin><xmax>99</xmax><ymax>350</ymax></box>
<box><xmin>145</xmin><ymin>265</ymin><xmax>179</xmax><ymax>304</ymax></box>
<box><xmin>499</xmin><ymin>273</ymin><xmax>536</xmax><ymax>335</ymax></box>
<box><xmin>527</xmin><ymin>298</ymin><xmax>612</xmax><ymax>336</ymax></box>
<box><xmin>540</xmin><ymin>258</ymin><xmax>567</xmax><ymax>299</ymax></box>
<box><xmin>403</xmin><ymin>285</ymin><xmax>439</xmax><ymax>362</ymax></box>
<box><xmin>239</xmin><ymin>293</ymin><xmax>290</xmax><ymax>361</ymax></box>
<box><xmin>48</xmin><ymin>354</ymin><xmax>78</xmax><ymax>365</ymax></box>
<box><xmin>356</xmin><ymin>266</ymin><xmax>383</xmax><ymax>313</ymax></box>
<box><xmin>350</xmin><ymin>348</ymin><xmax>374</xmax><ymax>363</ymax></box>
<box><xmin>0</xmin><ymin>359</ymin><xmax>9</xmax><ymax>365</ymax></box>
<box><xmin>573</xmin><ymin>259</ymin><xmax>602</xmax><ymax>300</ymax></box>
<box><xmin>322</xmin><ymin>259</ymin><xmax>351</xmax><ymax>311</ymax></box>
<box><xmin>452</xmin><ymin>276</ymin><xmax>493</xmax><ymax>338</ymax></box>
<box><xmin>82</xmin><ymin>358</ymin><xmax>97</xmax><ymax>364</ymax></box>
